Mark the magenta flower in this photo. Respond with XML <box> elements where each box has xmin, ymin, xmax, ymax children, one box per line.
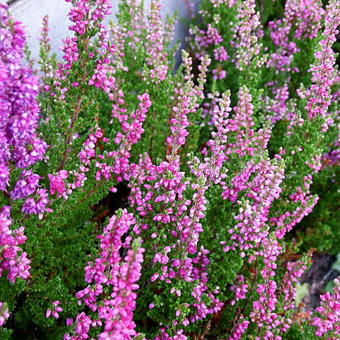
<box><xmin>0</xmin><ymin>206</ymin><xmax>30</xmax><ymax>283</ymax></box>
<box><xmin>46</xmin><ymin>301</ymin><xmax>63</xmax><ymax>319</ymax></box>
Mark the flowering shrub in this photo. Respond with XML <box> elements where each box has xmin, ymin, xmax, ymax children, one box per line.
<box><xmin>188</xmin><ymin>0</ymin><xmax>340</xmax><ymax>256</ymax></box>
<box><xmin>0</xmin><ymin>0</ymin><xmax>339</xmax><ymax>339</ymax></box>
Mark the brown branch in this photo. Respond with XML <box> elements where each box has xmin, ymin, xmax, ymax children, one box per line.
<box><xmin>59</xmin><ymin>96</ymin><xmax>83</xmax><ymax>170</ymax></box>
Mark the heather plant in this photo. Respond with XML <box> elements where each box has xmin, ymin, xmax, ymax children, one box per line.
<box><xmin>0</xmin><ymin>0</ymin><xmax>339</xmax><ymax>339</ymax></box>
<box><xmin>188</xmin><ymin>0</ymin><xmax>339</xmax><ymax>255</ymax></box>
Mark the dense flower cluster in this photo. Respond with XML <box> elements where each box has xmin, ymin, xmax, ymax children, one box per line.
<box><xmin>267</xmin><ymin>0</ymin><xmax>324</xmax><ymax>73</ymax></box>
<box><xmin>0</xmin><ymin>5</ymin><xmax>47</xmax><ymax>192</ymax></box>
<box><xmin>232</xmin><ymin>0</ymin><xmax>265</xmax><ymax>70</ymax></box>
<box><xmin>0</xmin><ymin>0</ymin><xmax>339</xmax><ymax>339</ymax></box>
<box><xmin>0</xmin><ymin>206</ymin><xmax>30</xmax><ymax>283</ymax></box>
<box><xmin>66</xmin><ymin>210</ymin><xmax>144</xmax><ymax>340</ymax></box>
<box><xmin>311</xmin><ymin>278</ymin><xmax>340</xmax><ymax>338</ymax></box>
<box><xmin>144</xmin><ymin>0</ymin><xmax>168</xmax><ymax>83</ymax></box>
<box><xmin>305</xmin><ymin>0</ymin><xmax>339</xmax><ymax>123</ymax></box>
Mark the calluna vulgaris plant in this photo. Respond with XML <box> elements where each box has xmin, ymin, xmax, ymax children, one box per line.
<box><xmin>0</xmin><ymin>0</ymin><xmax>339</xmax><ymax>339</ymax></box>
